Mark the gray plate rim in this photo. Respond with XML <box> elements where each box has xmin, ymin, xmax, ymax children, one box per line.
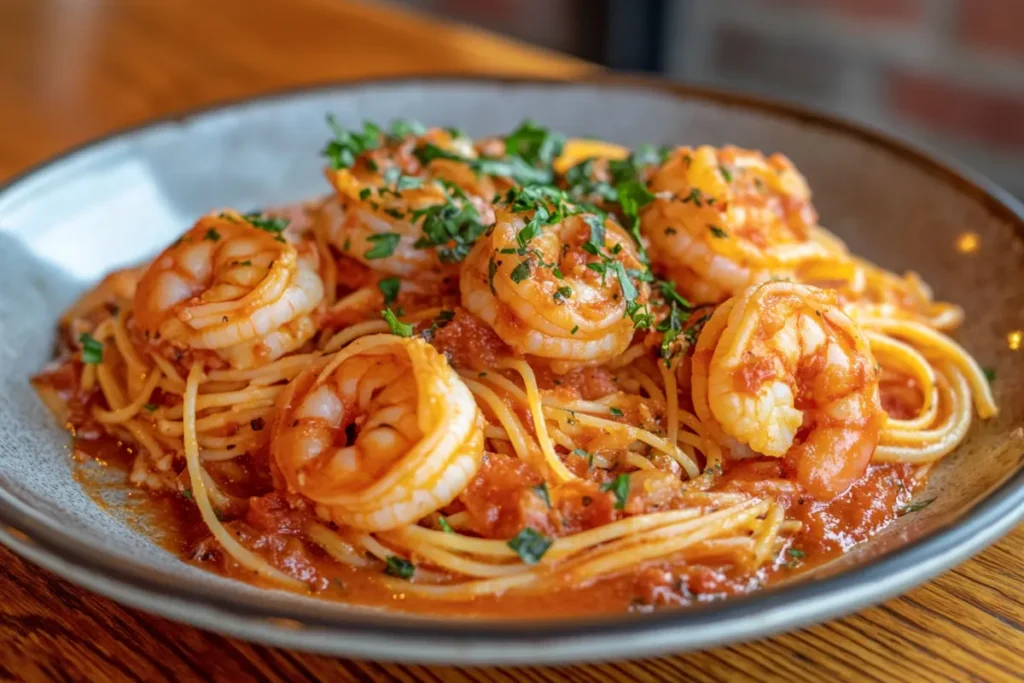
<box><xmin>2</xmin><ymin>73</ymin><xmax>1023</xmax><ymax>665</ymax></box>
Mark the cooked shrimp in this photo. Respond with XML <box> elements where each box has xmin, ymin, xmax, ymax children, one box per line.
<box><xmin>461</xmin><ymin>195</ymin><xmax>651</xmax><ymax>369</ymax></box>
<box><xmin>324</xmin><ymin>127</ymin><xmax>501</xmax><ymax>279</ymax></box>
<box><xmin>691</xmin><ymin>281</ymin><xmax>887</xmax><ymax>499</ymax></box>
<box><xmin>133</xmin><ymin>211</ymin><xmax>324</xmax><ymax>369</ymax></box>
<box><xmin>270</xmin><ymin>334</ymin><xmax>484</xmax><ymax>531</ymax></box>
<box><xmin>644</xmin><ymin>146</ymin><xmax>834</xmax><ymax>303</ymax></box>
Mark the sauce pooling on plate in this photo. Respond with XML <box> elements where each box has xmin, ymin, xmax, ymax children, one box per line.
<box><xmin>32</xmin><ymin>120</ymin><xmax>996</xmax><ymax>616</ymax></box>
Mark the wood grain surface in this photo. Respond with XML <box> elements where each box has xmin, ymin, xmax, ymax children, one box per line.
<box><xmin>1</xmin><ymin>1</ymin><xmax>1022</xmax><ymax>681</ymax></box>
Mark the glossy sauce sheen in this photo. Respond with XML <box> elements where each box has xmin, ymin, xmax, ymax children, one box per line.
<box><xmin>71</xmin><ymin>427</ymin><xmax>918</xmax><ymax>618</ymax></box>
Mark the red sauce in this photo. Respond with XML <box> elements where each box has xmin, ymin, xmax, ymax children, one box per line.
<box><xmin>43</xmin><ymin>319</ymin><xmax>925</xmax><ymax>618</ymax></box>
<box><xmin>430</xmin><ymin>309</ymin><xmax>511</xmax><ymax>371</ymax></box>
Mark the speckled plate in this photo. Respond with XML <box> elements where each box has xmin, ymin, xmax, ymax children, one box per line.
<box><xmin>1</xmin><ymin>75</ymin><xmax>1023</xmax><ymax>665</ymax></box>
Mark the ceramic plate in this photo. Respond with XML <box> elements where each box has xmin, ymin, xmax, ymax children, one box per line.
<box><xmin>1</xmin><ymin>75</ymin><xmax>1023</xmax><ymax>665</ymax></box>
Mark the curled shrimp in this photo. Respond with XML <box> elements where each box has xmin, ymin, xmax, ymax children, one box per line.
<box><xmin>270</xmin><ymin>334</ymin><xmax>484</xmax><ymax>531</ymax></box>
<box><xmin>461</xmin><ymin>200</ymin><xmax>651</xmax><ymax>369</ymax></box>
<box><xmin>643</xmin><ymin>146</ymin><xmax>834</xmax><ymax>303</ymax></box>
<box><xmin>324</xmin><ymin>127</ymin><xmax>500</xmax><ymax>279</ymax></box>
<box><xmin>133</xmin><ymin>211</ymin><xmax>324</xmax><ymax>369</ymax></box>
<box><xmin>691</xmin><ymin>281</ymin><xmax>887</xmax><ymax>499</ymax></box>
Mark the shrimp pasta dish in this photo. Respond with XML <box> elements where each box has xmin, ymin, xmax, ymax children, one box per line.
<box><xmin>32</xmin><ymin>117</ymin><xmax>997</xmax><ymax>617</ymax></box>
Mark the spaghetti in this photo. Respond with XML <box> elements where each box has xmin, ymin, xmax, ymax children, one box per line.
<box><xmin>31</xmin><ymin>118</ymin><xmax>996</xmax><ymax>616</ymax></box>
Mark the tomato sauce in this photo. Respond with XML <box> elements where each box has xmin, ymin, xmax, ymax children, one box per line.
<box><xmin>66</xmin><ymin>427</ymin><xmax>919</xmax><ymax>618</ymax></box>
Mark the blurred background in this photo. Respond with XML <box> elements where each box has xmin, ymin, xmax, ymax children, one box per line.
<box><xmin>2</xmin><ymin>0</ymin><xmax>1022</xmax><ymax>198</ymax></box>
<box><xmin>398</xmin><ymin>0</ymin><xmax>1024</xmax><ymax>197</ymax></box>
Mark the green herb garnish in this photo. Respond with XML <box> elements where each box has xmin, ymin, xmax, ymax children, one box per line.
<box><xmin>79</xmin><ymin>333</ymin><xmax>103</xmax><ymax>365</ymax></box>
<box><xmin>601</xmin><ymin>473</ymin><xmax>630</xmax><ymax>510</ymax></box>
<box><xmin>382</xmin><ymin>308</ymin><xmax>414</xmax><ymax>337</ymax></box>
<box><xmin>243</xmin><ymin>212</ymin><xmax>290</xmax><ymax>234</ymax></box>
<box><xmin>365</xmin><ymin>232</ymin><xmax>401</xmax><ymax>259</ymax></box>
<box><xmin>384</xmin><ymin>555</ymin><xmax>415</xmax><ymax>579</ymax></box>
<box><xmin>510</xmin><ymin>260</ymin><xmax>531</xmax><ymax>283</ymax></box>
<box><xmin>533</xmin><ymin>482</ymin><xmax>552</xmax><ymax>508</ymax></box>
<box><xmin>388</xmin><ymin>118</ymin><xmax>427</xmax><ymax>139</ymax></box>
<box><xmin>377</xmin><ymin>277</ymin><xmax>401</xmax><ymax>306</ymax></box>
<box><xmin>322</xmin><ymin>116</ymin><xmax>381</xmax><ymax>170</ymax></box>
<box><xmin>507</xmin><ymin>527</ymin><xmax>553</xmax><ymax>565</ymax></box>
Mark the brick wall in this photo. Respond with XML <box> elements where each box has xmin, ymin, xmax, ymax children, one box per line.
<box><xmin>664</xmin><ymin>0</ymin><xmax>1024</xmax><ymax>197</ymax></box>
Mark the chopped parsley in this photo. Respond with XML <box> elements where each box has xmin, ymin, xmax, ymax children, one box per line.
<box><xmin>709</xmin><ymin>225</ymin><xmax>728</xmax><ymax>239</ymax></box>
<box><xmin>243</xmin><ymin>212</ymin><xmax>289</xmax><ymax>234</ymax></box>
<box><xmin>503</xmin><ymin>120</ymin><xmax>565</xmax><ymax>169</ymax></box>
<box><xmin>410</xmin><ymin>182</ymin><xmax>486</xmax><ymax>263</ymax></box>
<box><xmin>377</xmin><ymin>277</ymin><xmax>401</xmax><ymax>306</ymax></box>
<box><xmin>507</xmin><ymin>527</ymin><xmax>552</xmax><ymax>564</ymax></box>
<box><xmin>583</xmin><ymin>214</ymin><xmax>606</xmax><ymax>251</ymax></box>
<box><xmin>554</xmin><ymin>285</ymin><xmax>572</xmax><ymax>302</ymax></box>
<box><xmin>142</xmin><ymin>403</ymin><xmax>157</xmax><ymax>413</ymax></box>
<box><xmin>609</xmin><ymin>407</ymin><xmax>624</xmax><ymax>417</ymax></box>
<box><xmin>365</xmin><ymin>232</ymin><xmax>401</xmax><ymax>259</ymax></box>
<box><xmin>322</xmin><ymin>116</ymin><xmax>381</xmax><ymax>170</ymax></box>
<box><xmin>600</xmin><ymin>473</ymin><xmax>631</xmax><ymax>510</ymax></box>
<box><xmin>415</xmin><ymin>143</ymin><xmax>551</xmax><ymax>185</ymax></box>
<box><xmin>719</xmin><ymin>165</ymin><xmax>733</xmax><ymax>182</ymax></box>
<box><xmin>612</xmin><ymin>261</ymin><xmax>652</xmax><ymax>330</ymax></box>
<box><xmin>532</xmin><ymin>482</ymin><xmax>552</xmax><ymax>508</ymax></box>
<box><xmin>783</xmin><ymin>548</ymin><xmax>805</xmax><ymax>568</ymax></box>
<box><xmin>898</xmin><ymin>498</ymin><xmax>936</xmax><ymax>516</ymax></box>
<box><xmin>384</xmin><ymin>555</ymin><xmax>415</xmax><ymax>579</ymax></box>
<box><xmin>563</xmin><ymin>158</ymin><xmax>617</xmax><ymax>202</ymax></box>
<box><xmin>654</xmin><ymin>280</ymin><xmax>694</xmax><ymax>365</ymax></box>
<box><xmin>683</xmin><ymin>313</ymin><xmax>712</xmax><ymax>347</ymax></box>
<box><xmin>615</xmin><ymin>180</ymin><xmax>655</xmax><ymax>258</ymax></box>
<box><xmin>510</xmin><ymin>260</ymin><xmax>531</xmax><ymax>283</ymax></box>
<box><xmin>382</xmin><ymin>308</ymin><xmax>414</xmax><ymax>337</ymax></box>
<box><xmin>571</xmin><ymin>448</ymin><xmax>595</xmax><ymax>470</ymax></box>
<box><xmin>984</xmin><ymin>367</ymin><xmax>996</xmax><ymax>382</ymax></box>
<box><xmin>437</xmin><ymin>515</ymin><xmax>454</xmax><ymax>534</ymax></box>
<box><xmin>570</xmin><ymin>325</ymin><xmax>579</xmax><ymax>335</ymax></box>
<box><xmin>204</xmin><ymin>228</ymin><xmax>221</xmax><ymax>242</ymax></box>
<box><xmin>388</xmin><ymin>118</ymin><xmax>427</xmax><ymax>140</ymax></box>
<box><xmin>79</xmin><ymin>333</ymin><xmax>103</xmax><ymax>365</ymax></box>
<box><xmin>607</xmin><ymin>144</ymin><xmax>670</xmax><ymax>186</ymax></box>
<box><xmin>181</xmin><ymin>489</ymin><xmax>194</xmax><ymax>502</ymax></box>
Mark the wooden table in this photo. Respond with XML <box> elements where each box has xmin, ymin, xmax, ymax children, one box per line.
<box><xmin>1</xmin><ymin>1</ymin><xmax>1021</xmax><ymax>680</ymax></box>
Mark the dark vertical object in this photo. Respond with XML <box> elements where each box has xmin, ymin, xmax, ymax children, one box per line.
<box><xmin>603</xmin><ymin>0</ymin><xmax>668</xmax><ymax>71</ymax></box>
<box><xmin>572</xmin><ymin>0</ymin><xmax>611</xmax><ymax>63</ymax></box>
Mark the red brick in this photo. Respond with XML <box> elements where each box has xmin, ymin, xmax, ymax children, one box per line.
<box><xmin>712</xmin><ymin>24</ymin><xmax>848</xmax><ymax>97</ymax></box>
<box><xmin>957</xmin><ymin>0</ymin><xmax>1024</xmax><ymax>57</ymax></box>
<box><xmin>887</xmin><ymin>71</ymin><xmax>1024</xmax><ymax>150</ymax></box>
<box><xmin>760</xmin><ymin>0</ymin><xmax>924</xmax><ymax>23</ymax></box>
